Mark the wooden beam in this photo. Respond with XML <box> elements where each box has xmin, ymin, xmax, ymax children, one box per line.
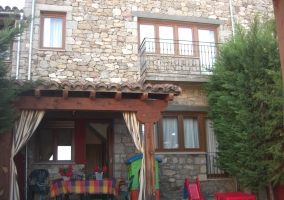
<box><xmin>114</xmin><ymin>92</ymin><xmax>122</xmax><ymax>100</ymax></box>
<box><xmin>63</xmin><ymin>90</ymin><xmax>68</xmax><ymax>99</ymax></box>
<box><xmin>0</xmin><ymin>129</ymin><xmax>12</xmax><ymax>200</ymax></box>
<box><xmin>144</xmin><ymin>122</ymin><xmax>156</xmax><ymax>200</ymax></box>
<box><xmin>86</xmin><ymin>124</ymin><xmax>106</xmax><ymax>142</ymax></box>
<box><xmin>90</xmin><ymin>91</ymin><xmax>96</xmax><ymax>100</ymax></box>
<box><xmin>136</xmin><ymin>111</ymin><xmax>161</xmax><ymax>200</ymax></box>
<box><xmin>140</xmin><ymin>93</ymin><xmax>148</xmax><ymax>101</ymax></box>
<box><xmin>272</xmin><ymin>0</ymin><xmax>284</xmax><ymax>84</ymax></box>
<box><xmin>14</xmin><ymin>96</ymin><xmax>168</xmax><ymax>112</ymax></box>
<box><xmin>35</xmin><ymin>89</ymin><xmax>40</xmax><ymax>97</ymax></box>
<box><xmin>164</xmin><ymin>93</ymin><xmax>174</xmax><ymax>101</ymax></box>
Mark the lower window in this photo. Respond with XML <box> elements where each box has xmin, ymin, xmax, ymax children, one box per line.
<box><xmin>206</xmin><ymin>119</ymin><xmax>230</xmax><ymax>178</ymax></box>
<box><xmin>36</xmin><ymin>121</ymin><xmax>74</xmax><ymax>163</ymax></box>
<box><xmin>154</xmin><ymin>112</ymin><xmax>206</xmax><ymax>152</ymax></box>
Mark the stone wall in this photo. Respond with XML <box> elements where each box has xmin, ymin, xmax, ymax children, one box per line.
<box><xmin>113</xmin><ymin>117</ymin><xmax>235</xmax><ymax>200</ymax></box>
<box><xmin>12</xmin><ymin>0</ymin><xmax>273</xmax><ymax>83</ymax></box>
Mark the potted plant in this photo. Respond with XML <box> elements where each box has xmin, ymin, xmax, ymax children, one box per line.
<box><xmin>59</xmin><ymin>164</ymin><xmax>74</xmax><ymax>181</ymax></box>
<box><xmin>94</xmin><ymin>166</ymin><xmax>107</xmax><ymax>180</ymax></box>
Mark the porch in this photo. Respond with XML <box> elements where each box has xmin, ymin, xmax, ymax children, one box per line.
<box><xmin>139</xmin><ymin>38</ymin><xmax>219</xmax><ymax>83</ymax></box>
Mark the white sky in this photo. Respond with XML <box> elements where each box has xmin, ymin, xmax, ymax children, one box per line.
<box><xmin>0</xmin><ymin>0</ymin><xmax>24</xmax><ymax>9</ymax></box>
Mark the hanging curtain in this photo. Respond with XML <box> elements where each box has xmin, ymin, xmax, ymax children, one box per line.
<box><xmin>9</xmin><ymin>110</ymin><xmax>45</xmax><ymax>200</ymax></box>
<box><xmin>44</xmin><ymin>17</ymin><xmax>62</xmax><ymax>48</ymax></box>
<box><xmin>122</xmin><ymin>112</ymin><xmax>145</xmax><ymax>200</ymax></box>
<box><xmin>205</xmin><ymin>118</ymin><xmax>224</xmax><ymax>175</ymax></box>
<box><xmin>184</xmin><ymin>117</ymin><xmax>199</xmax><ymax>148</ymax></box>
<box><xmin>162</xmin><ymin>116</ymin><xmax>179</xmax><ymax>149</ymax></box>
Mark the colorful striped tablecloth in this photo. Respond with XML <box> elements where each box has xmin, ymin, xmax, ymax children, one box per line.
<box><xmin>49</xmin><ymin>178</ymin><xmax>124</xmax><ymax>198</ymax></box>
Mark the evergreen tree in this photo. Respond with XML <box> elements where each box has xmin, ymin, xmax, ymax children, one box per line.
<box><xmin>0</xmin><ymin>15</ymin><xmax>29</xmax><ymax>135</ymax></box>
<box><xmin>203</xmin><ymin>17</ymin><xmax>284</xmax><ymax>200</ymax></box>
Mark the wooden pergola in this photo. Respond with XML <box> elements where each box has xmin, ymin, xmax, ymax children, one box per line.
<box><xmin>6</xmin><ymin>80</ymin><xmax>182</xmax><ymax>200</ymax></box>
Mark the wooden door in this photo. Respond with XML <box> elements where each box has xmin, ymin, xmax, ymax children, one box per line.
<box><xmin>86</xmin><ymin>144</ymin><xmax>102</xmax><ymax>175</ymax></box>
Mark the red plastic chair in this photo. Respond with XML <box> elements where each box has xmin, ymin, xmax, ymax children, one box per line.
<box><xmin>184</xmin><ymin>178</ymin><xmax>204</xmax><ymax>200</ymax></box>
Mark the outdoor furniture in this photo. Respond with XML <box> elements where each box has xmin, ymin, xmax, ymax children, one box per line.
<box><xmin>184</xmin><ymin>178</ymin><xmax>204</xmax><ymax>200</ymax></box>
<box><xmin>118</xmin><ymin>175</ymin><xmax>134</xmax><ymax>200</ymax></box>
<box><xmin>65</xmin><ymin>174</ymin><xmax>84</xmax><ymax>200</ymax></box>
<box><xmin>214</xmin><ymin>192</ymin><xmax>256</xmax><ymax>200</ymax></box>
<box><xmin>86</xmin><ymin>173</ymin><xmax>96</xmax><ymax>179</ymax></box>
<box><xmin>28</xmin><ymin>169</ymin><xmax>49</xmax><ymax>200</ymax></box>
<box><xmin>49</xmin><ymin>178</ymin><xmax>124</xmax><ymax>200</ymax></box>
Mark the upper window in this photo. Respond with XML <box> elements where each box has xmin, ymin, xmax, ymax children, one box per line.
<box><xmin>40</xmin><ymin>12</ymin><xmax>66</xmax><ymax>50</ymax></box>
<box><xmin>139</xmin><ymin>20</ymin><xmax>217</xmax><ymax>55</ymax></box>
<box><xmin>206</xmin><ymin>119</ymin><xmax>230</xmax><ymax>178</ymax></box>
<box><xmin>35</xmin><ymin>121</ymin><xmax>74</xmax><ymax>163</ymax></box>
<box><xmin>0</xmin><ymin>23</ymin><xmax>13</xmax><ymax>61</ymax></box>
<box><xmin>153</xmin><ymin>112</ymin><xmax>206</xmax><ymax>152</ymax></box>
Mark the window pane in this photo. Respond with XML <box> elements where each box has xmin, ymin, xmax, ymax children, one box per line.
<box><xmin>43</xmin><ymin>17</ymin><xmax>63</xmax><ymax>48</ymax></box>
<box><xmin>154</xmin><ymin>123</ymin><xmax>158</xmax><ymax>149</ymax></box>
<box><xmin>141</xmin><ymin>123</ymin><xmax>158</xmax><ymax>148</ymax></box>
<box><xmin>198</xmin><ymin>29</ymin><xmax>216</xmax><ymax>73</ymax></box>
<box><xmin>57</xmin><ymin>130</ymin><xmax>72</xmax><ymax>160</ymax></box>
<box><xmin>159</xmin><ymin>26</ymin><xmax>174</xmax><ymax>54</ymax></box>
<box><xmin>163</xmin><ymin>116</ymin><xmax>179</xmax><ymax>149</ymax></box>
<box><xmin>183</xmin><ymin>117</ymin><xmax>199</xmax><ymax>148</ymax></box>
<box><xmin>205</xmin><ymin>118</ymin><xmax>226</xmax><ymax>176</ymax></box>
<box><xmin>178</xmin><ymin>27</ymin><xmax>193</xmax><ymax>55</ymax></box>
<box><xmin>39</xmin><ymin>130</ymin><xmax>54</xmax><ymax>161</ymax></box>
<box><xmin>140</xmin><ymin>24</ymin><xmax>155</xmax><ymax>52</ymax></box>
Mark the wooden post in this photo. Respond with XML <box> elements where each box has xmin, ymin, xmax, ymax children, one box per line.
<box><xmin>0</xmin><ymin>129</ymin><xmax>13</xmax><ymax>200</ymax></box>
<box><xmin>136</xmin><ymin>110</ymin><xmax>161</xmax><ymax>200</ymax></box>
<box><xmin>272</xmin><ymin>0</ymin><xmax>284</xmax><ymax>84</ymax></box>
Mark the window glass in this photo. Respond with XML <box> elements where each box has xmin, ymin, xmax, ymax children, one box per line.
<box><xmin>43</xmin><ymin>17</ymin><xmax>63</xmax><ymax>48</ymax></box>
<box><xmin>0</xmin><ymin>25</ymin><xmax>12</xmax><ymax>60</ymax></box>
<box><xmin>57</xmin><ymin>130</ymin><xmax>72</xmax><ymax>160</ymax></box>
<box><xmin>39</xmin><ymin>130</ymin><xmax>54</xmax><ymax>161</ymax></box>
<box><xmin>140</xmin><ymin>24</ymin><xmax>155</xmax><ymax>52</ymax></box>
<box><xmin>206</xmin><ymin>119</ymin><xmax>229</xmax><ymax>178</ymax></box>
<box><xmin>198</xmin><ymin>29</ymin><xmax>216</xmax><ymax>72</ymax></box>
<box><xmin>140</xmin><ymin>123</ymin><xmax>158</xmax><ymax>148</ymax></box>
<box><xmin>178</xmin><ymin>27</ymin><xmax>193</xmax><ymax>55</ymax></box>
<box><xmin>159</xmin><ymin>26</ymin><xmax>174</xmax><ymax>54</ymax></box>
<box><xmin>162</xmin><ymin>116</ymin><xmax>179</xmax><ymax>149</ymax></box>
<box><xmin>183</xmin><ymin>117</ymin><xmax>199</xmax><ymax>148</ymax></box>
<box><xmin>154</xmin><ymin>123</ymin><xmax>158</xmax><ymax>148</ymax></box>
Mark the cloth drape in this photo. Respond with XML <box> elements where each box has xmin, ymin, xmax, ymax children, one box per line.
<box><xmin>205</xmin><ymin>119</ymin><xmax>224</xmax><ymax>174</ymax></box>
<box><xmin>122</xmin><ymin>112</ymin><xmax>145</xmax><ymax>200</ymax></box>
<box><xmin>9</xmin><ymin>110</ymin><xmax>45</xmax><ymax>200</ymax></box>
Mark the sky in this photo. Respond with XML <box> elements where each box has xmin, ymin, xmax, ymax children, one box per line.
<box><xmin>0</xmin><ymin>0</ymin><xmax>24</xmax><ymax>9</ymax></box>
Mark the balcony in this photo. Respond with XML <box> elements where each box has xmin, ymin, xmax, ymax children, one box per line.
<box><xmin>139</xmin><ymin>38</ymin><xmax>219</xmax><ymax>84</ymax></box>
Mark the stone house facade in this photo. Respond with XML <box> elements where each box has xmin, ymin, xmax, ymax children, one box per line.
<box><xmin>2</xmin><ymin>0</ymin><xmax>274</xmax><ymax>199</ymax></box>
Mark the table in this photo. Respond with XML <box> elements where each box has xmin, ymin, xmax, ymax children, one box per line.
<box><xmin>214</xmin><ymin>192</ymin><xmax>256</xmax><ymax>200</ymax></box>
<box><xmin>49</xmin><ymin>178</ymin><xmax>124</xmax><ymax>200</ymax></box>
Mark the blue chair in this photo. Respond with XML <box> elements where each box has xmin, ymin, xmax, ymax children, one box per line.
<box><xmin>28</xmin><ymin>169</ymin><xmax>49</xmax><ymax>200</ymax></box>
<box><xmin>118</xmin><ymin>175</ymin><xmax>134</xmax><ymax>200</ymax></box>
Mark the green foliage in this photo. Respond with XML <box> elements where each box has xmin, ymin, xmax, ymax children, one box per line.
<box><xmin>203</xmin><ymin>17</ymin><xmax>284</xmax><ymax>194</ymax></box>
<box><xmin>0</xmin><ymin>14</ymin><xmax>30</xmax><ymax>135</ymax></box>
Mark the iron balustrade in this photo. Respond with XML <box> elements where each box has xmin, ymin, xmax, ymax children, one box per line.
<box><xmin>139</xmin><ymin>38</ymin><xmax>220</xmax><ymax>78</ymax></box>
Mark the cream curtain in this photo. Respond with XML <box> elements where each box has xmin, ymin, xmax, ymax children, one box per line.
<box><xmin>123</xmin><ymin>112</ymin><xmax>145</xmax><ymax>200</ymax></box>
<box><xmin>9</xmin><ymin>110</ymin><xmax>45</xmax><ymax>200</ymax></box>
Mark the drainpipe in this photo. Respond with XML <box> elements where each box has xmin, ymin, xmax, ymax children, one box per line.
<box><xmin>229</xmin><ymin>0</ymin><xmax>235</xmax><ymax>37</ymax></box>
<box><xmin>26</xmin><ymin>0</ymin><xmax>36</xmax><ymax>198</ymax></box>
<box><xmin>16</xmin><ymin>13</ymin><xmax>23</xmax><ymax>79</ymax></box>
<box><xmin>27</xmin><ymin>0</ymin><xmax>36</xmax><ymax>80</ymax></box>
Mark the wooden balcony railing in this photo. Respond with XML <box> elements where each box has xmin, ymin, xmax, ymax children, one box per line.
<box><xmin>139</xmin><ymin>38</ymin><xmax>220</xmax><ymax>80</ymax></box>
